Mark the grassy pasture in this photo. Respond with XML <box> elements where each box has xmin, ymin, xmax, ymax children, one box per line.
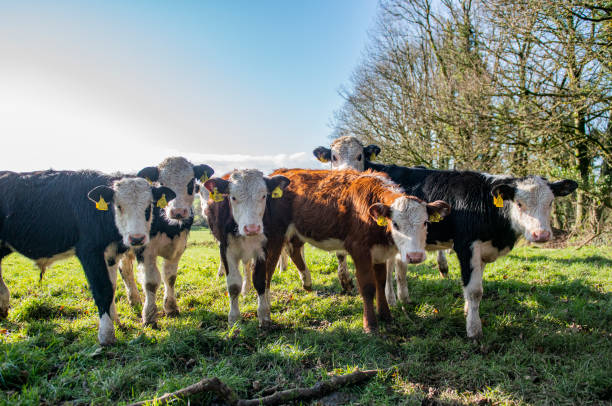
<box><xmin>0</xmin><ymin>228</ymin><xmax>610</xmax><ymax>405</ymax></box>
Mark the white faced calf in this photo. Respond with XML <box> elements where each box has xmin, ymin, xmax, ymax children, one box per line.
<box><xmin>203</xmin><ymin>169</ymin><xmax>290</xmax><ymax>326</ymax></box>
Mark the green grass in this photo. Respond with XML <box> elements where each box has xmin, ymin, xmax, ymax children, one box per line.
<box><xmin>1</xmin><ymin>228</ymin><xmax>611</xmax><ymax>405</ymax></box>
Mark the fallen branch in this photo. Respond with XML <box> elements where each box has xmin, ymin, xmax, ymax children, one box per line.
<box><xmin>127</xmin><ymin>368</ymin><xmax>382</xmax><ymax>406</ymax></box>
<box><xmin>127</xmin><ymin>377</ymin><xmax>238</xmax><ymax>406</ymax></box>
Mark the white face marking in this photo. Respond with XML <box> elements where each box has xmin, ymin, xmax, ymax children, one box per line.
<box><xmin>156</xmin><ymin>157</ymin><xmax>196</xmax><ymax>220</ymax></box>
<box><xmin>330</xmin><ymin>136</ymin><xmax>366</xmax><ymax>171</ymax></box>
<box><xmin>112</xmin><ymin>178</ymin><xmax>154</xmax><ymax>247</ymax></box>
<box><xmin>508</xmin><ymin>177</ymin><xmax>555</xmax><ymax>242</ymax></box>
<box><xmin>227</xmin><ymin>169</ymin><xmax>268</xmax><ymax>237</ymax></box>
<box><xmin>389</xmin><ymin>197</ymin><xmax>429</xmax><ymax>264</ymax></box>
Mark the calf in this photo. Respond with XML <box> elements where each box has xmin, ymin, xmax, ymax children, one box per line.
<box><xmin>118</xmin><ymin>157</ymin><xmax>214</xmax><ymax>325</ymax></box>
<box><xmin>256</xmin><ymin>169</ymin><xmax>450</xmax><ymax>332</ymax></box>
<box><xmin>315</xmin><ymin>143</ymin><xmax>578</xmax><ymax>338</ymax></box>
<box><xmin>203</xmin><ymin>169</ymin><xmax>291</xmax><ymax>326</ymax></box>
<box><xmin>0</xmin><ymin>170</ymin><xmax>174</xmax><ymax>345</ymax></box>
<box><xmin>313</xmin><ymin>136</ymin><xmax>451</xmax><ymax>298</ymax></box>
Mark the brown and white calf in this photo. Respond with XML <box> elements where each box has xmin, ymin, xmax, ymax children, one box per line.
<box><xmin>118</xmin><ymin>157</ymin><xmax>214</xmax><ymax>325</ymax></box>
<box><xmin>255</xmin><ymin>169</ymin><xmax>450</xmax><ymax>332</ymax></box>
<box><xmin>312</xmin><ymin>136</ymin><xmax>450</xmax><ymax>300</ymax></box>
<box><xmin>203</xmin><ymin>169</ymin><xmax>291</xmax><ymax>326</ymax></box>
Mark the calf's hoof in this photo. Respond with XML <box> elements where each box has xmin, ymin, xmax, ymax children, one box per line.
<box><xmin>165</xmin><ymin>309</ymin><xmax>180</xmax><ymax>318</ymax></box>
<box><xmin>438</xmin><ymin>267</ymin><xmax>449</xmax><ymax>278</ymax></box>
<box><xmin>127</xmin><ymin>294</ymin><xmax>142</xmax><ymax>307</ymax></box>
<box><xmin>258</xmin><ymin>319</ymin><xmax>273</xmax><ymax>329</ymax></box>
<box><xmin>0</xmin><ymin>307</ymin><xmax>8</xmax><ymax>319</ymax></box>
<box><xmin>340</xmin><ymin>280</ymin><xmax>355</xmax><ymax>293</ymax></box>
<box><xmin>302</xmin><ymin>283</ymin><xmax>312</xmax><ymax>292</ymax></box>
<box><xmin>98</xmin><ymin>313</ymin><xmax>116</xmax><ymax>346</ymax></box>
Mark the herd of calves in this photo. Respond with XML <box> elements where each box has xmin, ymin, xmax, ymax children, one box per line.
<box><xmin>0</xmin><ymin>136</ymin><xmax>578</xmax><ymax>346</ymax></box>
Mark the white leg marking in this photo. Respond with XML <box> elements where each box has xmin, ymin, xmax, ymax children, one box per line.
<box><xmin>138</xmin><ymin>253</ymin><xmax>161</xmax><ymax>325</ymax></box>
<box><xmin>226</xmin><ymin>253</ymin><xmax>242</xmax><ymax>326</ymax></box>
<box><xmin>98</xmin><ymin>312</ymin><xmax>116</xmax><ymax>346</ymax></box>
<box><xmin>118</xmin><ymin>254</ymin><xmax>141</xmax><ymax>306</ymax></box>
<box><xmin>217</xmin><ymin>262</ymin><xmax>225</xmax><ymax>278</ymax></box>
<box><xmin>277</xmin><ymin>247</ymin><xmax>289</xmax><ymax>272</ymax></box>
<box><xmin>257</xmin><ymin>288</ymin><xmax>271</xmax><ymax>326</ymax></box>
<box><xmin>463</xmin><ymin>242</ymin><xmax>484</xmax><ymax>338</ymax></box>
<box><xmin>385</xmin><ymin>258</ymin><xmax>397</xmax><ymax>306</ymax></box>
<box><xmin>0</xmin><ymin>262</ymin><xmax>9</xmax><ymax>318</ymax></box>
<box><xmin>394</xmin><ymin>257</ymin><xmax>411</xmax><ymax>304</ymax></box>
<box><xmin>242</xmin><ymin>260</ymin><xmax>253</xmax><ymax>295</ymax></box>
<box><xmin>162</xmin><ymin>258</ymin><xmax>180</xmax><ymax>315</ymax></box>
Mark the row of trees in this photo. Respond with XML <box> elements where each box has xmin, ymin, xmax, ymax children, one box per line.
<box><xmin>333</xmin><ymin>0</ymin><xmax>611</xmax><ymax>238</ymax></box>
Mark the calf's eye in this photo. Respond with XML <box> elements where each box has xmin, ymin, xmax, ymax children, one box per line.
<box><xmin>393</xmin><ymin>222</ymin><xmax>399</xmax><ymax>228</ymax></box>
<box><xmin>231</xmin><ymin>196</ymin><xmax>237</xmax><ymax>202</ymax></box>
<box><xmin>332</xmin><ymin>155</ymin><xmax>337</xmax><ymax>161</ymax></box>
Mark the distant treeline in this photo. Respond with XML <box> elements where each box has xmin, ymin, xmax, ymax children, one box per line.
<box><xmin>333</xmin><ymin>0</ymin><xmax>611</xmax><ymax>240</ymax></box>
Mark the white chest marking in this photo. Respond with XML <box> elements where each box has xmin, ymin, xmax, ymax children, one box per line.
<box><xmin>227</xmin><ymin>233</ymin><xmax>267</xmax><ymax>263</ymax></box>
<box><xmin>370</xmin><ymin>244</ymin><xmax>397</xmax><ymax>264</ymax></box>
<box><xmin>479</xmin><ymin>240</ymin><xmax>511</xmax><ymax>263</ymax></box>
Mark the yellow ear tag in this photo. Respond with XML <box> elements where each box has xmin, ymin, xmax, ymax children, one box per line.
<box><xmin>429</xmin><ymin>212</ymin><xmax>442</xmax><ymax>222</ymax></box>
<box><xmin>493</xmin><ymin>193</ymin><xmax>504</xmax><ymax>208</ymax></box>
<box><xmin>156</xmin><ymin>193</ymin><xmax>168</xmax><ymax>209</ymax></box>
<box><xmin>376</xmin><ymin>216</ymin><xmax>388</xmax><ymax>226</ymax></box>
<box><xmin>96</xmin><ymin>196</ymin><xmax>108</xmax><ymax>211</ymax></box>
<box><xmin>211</xmin><ymin>187</ymin><xmax>225</xmax><ymax>202</ymax></box>
<box><xmin>200</xmin><ymin>173</ymin><xmax>209</xmax><ymax>183</ymax></box>
<box><xmin>318</xmin><ymin>155</ymin><xmax>329</xmax><ymax>163</ymax></box>
<box><xmin>145</xmin><ymin>177</ymin><xmax>153</xmax><ymax>185</ymax></box>
<box><xmin>370</xmin><ymin>152</ymin><xmax>377</xmax><ymax>161</ymax></box>
<box><xmin>271</xmin><ymin>186</ymin><xmax>283</xmax><ymax>199</ymax></box>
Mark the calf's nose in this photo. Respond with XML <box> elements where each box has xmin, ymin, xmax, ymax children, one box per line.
<box><xmin>243</xmin><ymin>224</ymin><xmax>262</xmax><ymax>236</ymax></box>
<box><xmin>406</xmin><ymin>252</ymin><xmax>425</xmax><ymax>264</ymax></box>
<box><xmin>531</xmin><ymin>230</ymin><xmax>550</xmax><ymax>242</ymax></box>
<box><xmin>170</xmin><ymin>208</ymin><xmax>189</xmax><ymax>219</ymax></box>
<box><xmin>129</xmin><ymin>234</ymin><xmax>146</xmax><ymax>246</ymax></box>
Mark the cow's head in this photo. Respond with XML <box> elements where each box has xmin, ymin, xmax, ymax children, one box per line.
<box><xmin>88</xmin><ymin>178</ymin><xmax>176</xmax><ymax>247</ymax></box>
<box><xmin>370</xmin><ymin>197</ymin><xmax>451</xmax><ymax>264</ymax></box>
<box><xmin>138</xmin><ymin>157</ymin><xmax>214</xmax><ymax>221</ymax></box>
<box><xmin>204</xmin><ymin>169</ymin><xmax>290</xmax><ymax>237</ymax></box>
<box><xmin>314</xmin><ymin>136</ymin><xmax>381</xmax><ymax>171</ymax></box>
<box><xmin>491</xmin><ymin>176</ymin><xmax>578</xmax><ymax>243</ymax></box>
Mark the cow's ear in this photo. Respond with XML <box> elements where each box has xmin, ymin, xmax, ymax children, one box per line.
<box><xmin>491</xmin><ymin>182</ymin><xmax>516</xmax><ymax>202</ymax></box>
<box><xmin>88</xmin><ymin>186</ymin><xmax>115</xmax><ymax>210</ymax></box>
<box><xmin>369</xmin><ymin>203</ymin><xmax>391</xmax><ymax>226</ymax></box>
<box><xmin>549</xmin><ymin>179</ymin><xmax>578</xmax><ymax>197</ymax></box>
<box><xmin>137</xmin><ymin>166</ymin><xmax>159</xmax><ymax>183</ymax></box>
<box><xmin>203</xmin><ymin>178</ymin><xmax>230</xmax><ymax>195</ymax></box>
<box><xmin>426</xmin><ymin>200</ymin><xmax>451</xmax><ymax>219</ymax></box>
<box><xmin>265</xmin><ymin>176</ymin><xmax>290</xmax><ymax>197</ymax></box>
<box><xmin>152</xmin><ymin>186</ymin><xmax>176</xmax><ymax>206</ymax></box>
<box><xmin>313</xmin><ymin>147</ymin><xmax>331</xmax><ymax>163</ymax></box>
<box><xmin>364</xmin><ymin>144</ymin><xmax>381</xmax><ymax>161</ymax></box>
<box><xmin>193</xmin><ymin>164</ymin><xmax>215</xmax><ymax>183</ymax></box>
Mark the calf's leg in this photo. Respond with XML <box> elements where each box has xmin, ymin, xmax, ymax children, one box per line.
<box><xmin>162</xmin><ymin>257</ymin><xmax>180</xmax><ymax>316</ymax></box>
<box><xmin>118</xmin><ymin>252</ymin><xmax>142</xmax><ymax>307</ymax></box>
<box><xmin>242</xmin><ymin>260</ymin><xmax>253</xmax><ymax>294</ymax></box>
<box><xmin>336</xmin><ymin>253</ymin><xmax>354</xmax><ymax>292</ymax></box>
<box><xmin>0</xmin><ymin>251</ymin><xmax>10</xmax><ymax>318</ymax></box>
<box><xmin>374</xmin><ymin>263</ymin><xmax>391</xmax><ymax>322</ymax></box>
<box><xmin>458</xmin><ymin>242</ymin><xmax>484</xmax><ymax>338</ymax></box>
<box><xmin>352</xmin><ymin>252</ymin><xmax>377</xmax><ymax>333</ymax></box>
<box><xmin>384</xmin><ymin>258</ymin><xmax>397</xmax><ymax>306</ymax></box>
<box><xmin>394</xmin><ymin>257</ymin><xmax>411</xmax><ymax>304</ymax></box>
<box><xmin>77</xmin><ymin>249</ymin><xmax>116</xmax><ymax>346</ymax></box>
<box><xmin>138</xmin><ymin>250</ymin><xmax>161</xmax><ymax>326</ymax></box>
<box><xmin>437</xmin><ymin>250</ymin><xmax>449</xmax><ymax>277</ymax></box>
<box><xmin>224</xmin><ymin>250</ymin><xmax>242</xmax><ymax>326</ymax></box>
<box><xmin>287</xmin><ymin>239</ymin><xmax>312</xmax><ymax>290</ymax></box>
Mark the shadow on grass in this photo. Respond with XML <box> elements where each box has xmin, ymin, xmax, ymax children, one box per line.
<box><xmin>506</xmin><ymin>253</ymin><xmax>612</xmax><ymax>267</ymax></box>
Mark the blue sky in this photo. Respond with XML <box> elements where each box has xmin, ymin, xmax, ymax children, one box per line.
<box><xmin>0</xmin><ymin>1</ymin><xmax>378</xmax><ymax>174</ymax></box>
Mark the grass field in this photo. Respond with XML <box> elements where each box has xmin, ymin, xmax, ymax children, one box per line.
<box><xmin>0</xmin><ymin>228</ymin><xmax>611</xmax><ymax>405</ymax></box>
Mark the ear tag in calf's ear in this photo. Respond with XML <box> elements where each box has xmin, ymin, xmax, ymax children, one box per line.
<box><xmin>200</xmin><ymin>173</ymin><xmax>209</xmax><ymax>183</ymax></box>
<box><xmin>211</xmin><ymin>187</ymin><xmax>225</xmax><ymax>202</ymax></box>
<box><xmin>317</xmin><ymin>155</ymin><xmax>329</xmax><ymax>163</ymax></box>
<box><xmin>493</xmin><ymin>193</ymin><xmax>504</xmax><ymax>208</ymax></box>
<box><xmin>271</xmin><ymin>186</ymin><xmax>283</xmax><ymax>199</ymax></box>
<box><xmin>96</xmin><ymin>197</ymin><xmax>108</xmax><ymax>211</ymax></box>
<box><xmin>145</xmin><ymin>177</ymin><xmax>153</xmax><ymax>185</ymax></box>
<box><xmin>376</xmin><ymin>216</ymin><xmax>388</xmax><ymax>227</ymax></box>
<box><xmin>156</xmin><ymin>193</ymin><xmax>168</xmax><ymax>209</ymax></box>
<box><xmin>370</xmin><ymin>152</ymin><xmax>377</xmax><ymax>161</ymax></box>
<box><xmin>429</xmin><ymin>212</ymin><xmax>442</xmax><ymax>222</ymax></box>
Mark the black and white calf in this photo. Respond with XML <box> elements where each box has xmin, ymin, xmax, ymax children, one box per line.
<box><xmin>313</xmin><ymin>136</ymin><xmax>450</xmax><ymax>298</ymax></box>
<box><xmin>0</xmin><ymin>170</ymin><xmax>174</xmax><ymax>345</ymax></box>
<box><xmin>203</xmin><ymin>169</ymin><xmax>290</xmax><ymax>326</ymax></box>
<box><xmin>118</xmin><ymin>157</ymin><xmax>214</xmax><ymax>325</ymax></box>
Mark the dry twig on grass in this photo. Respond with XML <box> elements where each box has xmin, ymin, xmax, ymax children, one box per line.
<box><xmin>127</xmin><ymin>368</ymin><xmax>382</xmax><ymax>406</ymax></box>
